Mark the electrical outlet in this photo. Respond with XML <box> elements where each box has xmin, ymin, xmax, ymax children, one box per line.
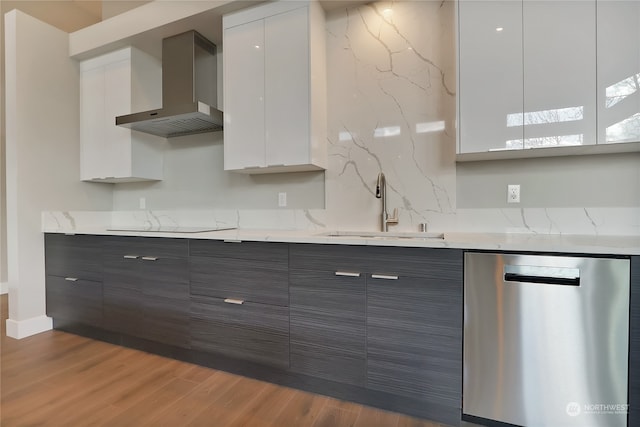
<box><xmin>278</xmin><ymin>192</ymin><xmax>287</xmax><ymax>207</ymax></box>
<box><xmin>139</xmin><ymin>197</ymin><xmax>146</xmax><ymax>209</ymax></box>
<box><xmin>507</xmin><ymin>185</ymin><xmax>520</xmax><ymax>203</ymax></box>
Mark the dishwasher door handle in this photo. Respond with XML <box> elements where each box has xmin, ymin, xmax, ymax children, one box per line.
<box><xmin>504</xmin><ymin>265</ymin><xmax>580</xmax><ymax>286</ymax></box>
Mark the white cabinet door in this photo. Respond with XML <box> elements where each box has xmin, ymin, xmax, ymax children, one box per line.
<box><xmin>80</xmin><ymin>66</ymin><xmax>107</xmax><ymax>180</ymax></box>
<box><xmin>223</xmin><ymin>19</ymin><xmax>266</xmax><ymax>170</ymax></box>
<box><xmin>597</xmin><ymin>0</ymin><xmax>640</xmax><ymax>144</ymax></box>
<box><xmin>103</xmin><ymin>59</ymin><xmax>133</xmax><ymax>178</ymax></box>
<box><xmin>80</xmin><ymin>47</ymin><xmax>163</xmax><ymax>183</ymax></box>
<box><xmin>458</xmin><ymin>0</ymin><xmax>523</xmax><ymax>153</ymax></box>
<box><xmin>223</xmin><ymin>1</ymin><xmax>326</xmax><ymax>174</ymax></box>
<box><xmin>522</xmin><ymin>0</ymin><xmax>596</xmax><ymax>148</ymax></box>
<box><xmin>265</xmin><ymin>6</ymin><xmax>310</xmax><ymax>167</ymax></box>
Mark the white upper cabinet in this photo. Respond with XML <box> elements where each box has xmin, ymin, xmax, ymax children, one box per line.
<box><xmin>80</xmin><ymin>47</ymin><xmax>164</xmax><ymax>182</ymax></box>
<box><xmin>597</xmin><ymin>1</ymin><xmax>640</xmax><ymax>145</ymax></box>
<box><xmin>458</xmin><ymin>0</ymin><xmax>608</xmax><ymax>157</ymax></box>
<box><xmin>223</xmin><ymin>0</ymin><xmax>327</xmax><ymax>174</ymax></box>
<box><xmin>523</xmin><ymin>1</ymin><xmax>596</xmax><ymax>149</ymax></box>
<box><xmin>222</xmin><ymin>19</ymin><xmax>266</xmax><ymax>171</ymax></box>
<box><xmin>458</xmin><ymin>1</ymin><xmax>523</xmax><ymax>153</ymax></box>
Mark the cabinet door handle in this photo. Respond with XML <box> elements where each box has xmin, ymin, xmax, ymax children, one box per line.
<box><xmin>223</xmin><ymin>239</ymin><xmax>242</xmax><ymax>243</ymax></box>
<box><xmin>335</xmin><ymin>271</ymin><xmax>361</xmax><ymax>277</ymax></box>
<box><xmin>123</xmin><ymin>255</ymin><xmax>139</xmax><ymax>259</ymax></box>
<box><xmin>224</xmin><ymin>298</ymin><xmax>244</xmax><ymax>305</ymax></box>
<box><xmin>243</xmin><ymin>165</ymin><xmax>261</xmax><ymax>169</ymax></box>
<box><xmin>141</xmin><ymin>256</ymin><xmax>158</xmax><ymax>261</ymax></box>
<box><xmin>64</xmin><ymin>277</ymin><xmax>79</xmax><ymax>282</ymax></box>
<box><xmin>371</xmin><ymin>274</ymin><xmax>399</xmax><ymax>280</ymax></box>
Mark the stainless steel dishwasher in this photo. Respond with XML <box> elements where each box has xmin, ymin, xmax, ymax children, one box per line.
<box><xmin>463</xmin><ymin>252</ymin><xmax>630</xmax><ymax>427</ymax></box>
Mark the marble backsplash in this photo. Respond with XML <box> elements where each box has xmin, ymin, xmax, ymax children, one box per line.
<box><xmin>323</xmin><ymin>1</ymin><xmax>457</xmax><ymax>233</ymax></box>
<box><xmin>42</xmin><ymin>207</ymin><xmax>639</xmax><ymax>236</ymax></box>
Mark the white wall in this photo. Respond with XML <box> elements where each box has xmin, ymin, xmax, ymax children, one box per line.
<box><xmin>4</xmin><ymin>10</ymin><xmax>112</xmax><ymax>338</ymax></box>
<box><xmin>457</xmin><ymin>153</ymin><xmax>640</xmax><ymax>209</ymax></box>
<box><xmin>111</xmin><ymin>133</ymin><xmax>326</xmax><ymax>210</ymax></box>
<box><xmin>0</xmin><ymin>3</ymin><xmax>6</xmax><ymax>294</ymax></box>
<box><xmin>1</xmin><ymin>2</ymin><xmax>103</xmax><ymax>297</ymax></box>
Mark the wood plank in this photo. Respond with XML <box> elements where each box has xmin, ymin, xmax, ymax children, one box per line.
<box><xmin>268</xmin><ymin>391</ymin><xmax>329</xmax><ymax>427</ymax></box>
<box><xmin>312</xmin><ymin>402</ymin><xmax>360</xmax><ymax>427</ymax></box>
<box><xmin>225</xmin><ymin>384</ymin><xmax>295</xmax><ymax>427</ymax></box>
<box><xmin>139</xmin><ymin>370</ymin><xmax>240</xmax><ymax>427</ymax></box>
<box><xmin>353</xmin><ymin>407</ymin><xmax>400</xmax><ymax>427</ymax></box>
<box><xmin>397</xmin><ymin>415</ymin><xmax>443</xmax><ymax>427</ymax></box>
<box><xmin>185</xmin><ymin>376</ymin><xmax>269</xmax><ymax>426</ymax></box>
<box><xmin>100</xmin><ymin>377</ymin><xmax>200</xmax><ymax>426</ymax></box>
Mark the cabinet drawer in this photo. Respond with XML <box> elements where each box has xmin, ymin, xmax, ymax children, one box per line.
<box><xmin>190</xmin><ymin>296</ymin><xmax>289</xmax><ymax>369</ymax></box>
<box><xmin>45</xmin><ymin>233</ymin><xmax>103</xmax><ymax>281</ymax></box>
<box><xmin>366</xmin><ymin>247</ymin><xmax>463</xmax><ymax>280</ymax></box>
<box><xmin>290</xmin><ymin>244</ymin><xmax>463</xmax><ymax>280</ymax></box>
<box><xmin>190</xmin><ymin>256</ymin><xmax>288</xmax><ymax>306</ymax></box>
<box><xmin>46</xmin><ymin>275</ymin><xmax>103</xmax><ymax>327</ymax></box>
<box><xmin>105</xmin><ymin>254</ymin><xmax>188</xmax><ymax>289</ymax></box>
<box><xmin>104</xmin><ymin>236</ymin><xmax>188</xmax><ymax>259</ymax></box>
<box><xmin>289</xmin><ymin>243</ymin><xmax>371</xmax><ymax>272</ymax></box>
<box><xmin>189</xmin><ymin>240</ymin><xmax>288</xmax><ymax>266</ymax></box>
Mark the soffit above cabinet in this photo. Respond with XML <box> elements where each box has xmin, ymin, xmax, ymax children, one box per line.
<box><xmin>69</xmin><ymin>1</ymin><xmax>264</xmax><ymax>60</ymax></box>
<box><xmin>69</xmin><ymin>0</ymin><xmax>369</xmax><ymax>60</ymax></box>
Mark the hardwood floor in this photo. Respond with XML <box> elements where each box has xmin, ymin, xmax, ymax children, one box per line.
<box><xmin>0</xmin><ymin>295</ymin><xmax>447</xmax><ymax>427</ymax></box>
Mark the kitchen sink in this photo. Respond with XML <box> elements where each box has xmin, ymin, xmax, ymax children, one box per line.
<box><xmin>321</xmin><ymin>231</ymin><xmax>445</xmax><ymax>240</ymax></box>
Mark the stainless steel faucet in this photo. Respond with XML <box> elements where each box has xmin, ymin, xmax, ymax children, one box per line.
<box><xmin>375</xmin><ymin>172</ymin><xmax>398</xmax><ymax>232</ymax></box>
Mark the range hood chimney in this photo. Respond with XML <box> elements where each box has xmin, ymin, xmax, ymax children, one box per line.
<box><xmin>116</xmin><ymin>30</ymin><xmax>223</xmax><ymax>138</ymax></box>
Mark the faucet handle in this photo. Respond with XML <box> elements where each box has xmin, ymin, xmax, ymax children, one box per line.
<box><xmin>388</xmin><ymin>208</ymin><xmax>399</xmax><ymax>224</ymax></box>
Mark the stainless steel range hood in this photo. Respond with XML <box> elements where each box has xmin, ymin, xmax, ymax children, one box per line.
<box><xmin>116</xmin><ymin>30</ymin><xmax>223</xmax><ymax>138</ymax></box>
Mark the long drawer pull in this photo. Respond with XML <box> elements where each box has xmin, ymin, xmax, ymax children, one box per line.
<box><xmin>64</xmin><ymin>277</ymin><xmax>79</xmax><ymax>282</ymax></box>
<box><xmin>335</xmin><ymin>271</ymin><xmax>361</xmax><ymax>277</ymax></box>
<box><xmin>123</xmin><ymin>255</ymin><xmax>139</xmax><ymax>259</ymax></box>
<box><xmin>371</xmin><ymin>274</ymin><xmax>399</xmax><ymax>280</ymax></box>
<box><xmin>224</xmin><ymin>298</ymin><xmax>244</xmax><ymax>305</ymax></box>
<box><xmin>223</xmin><ymin>239</ymin><xmax>242</xmax><ymax>243</ymax></box>
<box><xmin>141</xmin><ymin>256</ymin><xmax>158</xmax><ymax>261</ymax></box>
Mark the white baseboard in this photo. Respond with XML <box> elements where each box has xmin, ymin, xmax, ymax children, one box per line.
<box><xmin>6</xmin><ymin>315</ymin><xmax>53</xmax><ymax>339</ymax></box>
<box><xmin>0</xmin><ymin>282</ymin><xmax>7</xmax><ymax>295</ymax></box>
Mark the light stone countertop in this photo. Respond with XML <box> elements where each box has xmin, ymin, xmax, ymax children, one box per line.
<box><xmin>45</xmin><ymin>227</ymin><xmax>640</xmax><ymax>256</ymax></box>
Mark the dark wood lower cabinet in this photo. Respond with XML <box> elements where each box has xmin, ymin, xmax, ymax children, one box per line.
<box><xmin>46</xmin><ymin>275</ymin><xmax>103</xmax><ymax>328</ymax></box>
<box><xmin>289</xmin><ymin>269</ymin><xmax>366</xmax><ymax>386</ymax></box>
<box><xmin>103</xmin><ymin>254</ymin><xmax>143</xmax><ymax>337</ymax></box>
<box><xmin>45</xmin><ymin>233</ymin><xmax>104</xmax><ymax>329</ymax></box>
<box><xmin>102</xmin><ymin>236</ymin><xmax>190</xmax><ymax>348</ymax></box>
<box><xmin>190</xmin><ymin>295</ymin><xmax>289</xmax><ymax>369</ymax></box>
<box><xmin>367</xmin><ymin>274</ymin><xmax>462</xmax><ymax>412</ymax></box>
